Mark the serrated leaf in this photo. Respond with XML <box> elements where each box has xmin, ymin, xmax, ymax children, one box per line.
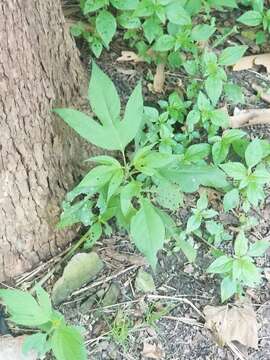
<box><xmin>130</xmin><ymin>199</ymin><xmax>165</xmax><ymax>269</ymax></box>
<box><xmin>205</xmin><ymin>76</ymin><xmax>223</xmax><ymax>106</ymax></box>
<box><xmin>210</xmin><ymin>109</ymin><xmax>229</xmax><ymax>128</ymax></box>
<box><xmin>0</xmin><ymin>288</ymin><xmax>52</xmax><ymax>326</ymax></box>
<box><xmin>23</xmin><ymin>333</ymin><xmax>49</xmax><ymax>357</ymax></box>
<box><xmin>207</xmin><ymin>255</ymin><xmax>233</xmax><ymax>274</ymax></box>
<box><xmin>159</xmin><ymin>164</ymin><xmax>228</xmax><ymax>193</ymax></box>
<box><xmin>178</xmin><ymin>239</ymin><xmax>197</xmax><ymax>262</ymax></box>
<box><xmin>76</xmin><ymin>165</ymin><xmax>115</xmax><ymax>190</ymax></box>
<box><xmin>219</xmin><ymin>46</ymin><xmax>248</xmax><ymax>66</ymax></box>
<box><xmin>191</xmin><ymin>24</ymin><xmax>216</xmax><ymax>41</ymax></box>
<box><xmin>186</xmin><ymin>214</ymin><xmax>202</xmax><ymax>233</ymax></box>
<box><xmin>238</xmin><ymin>11</ymin><xmax>262</xmax><ymax>26</ymax></box>
<box><xmin>245</xmin><ymin>139</ymin><xmax>263</xmax><ymax>168</ymax></box>
<box><xmin>120</xmin><ymin>181</ymin><xmax>140</xmax><ymax>216</ymax></box>
<box><xmin>154</xmin><ymin>35</ymin><xmax>175</xmax><ymax>52</ymax></box>
<box><xmin>166</xmin><ymin>3</ymin><xmax>191</xmax><ymax>25</ymax></box>
<box><xmin>96</xmin><ymin>11</ymin><xmax>116</xmax><ymax>47</ymax></box>
<box><xmin>155</xmin><ymin>181</ymin><xmax>183</xmax><ymax>210</ymax></box>
<box><xmin>221</xmin><ymin>276</ymin><xmax>237</xmax><ymax>302</ymax></box>
<box><xmin>83</xmin><ymin>0</ymin><xmax>108</xmax><ymax>14</ymax></box>
<box><xmin>107</xmin><ymin>169</ymin><xmax>124</xmax><ymax>200</ymax></box>
<box><xmin>220</xmin><ymin>162</ymin><xmax>247</xmax><ymax>180</ymax></box>
<box><xmin>247</xmin><ymin>240</ymin><xmax>270</xmax><ymax>257</ymax></box>
<box><xmin>212</xmin><ymin>141</ymin><xmax>229</xmax><ymax>165</ymax></box>
<box><xmin>51</xmin><ymin>325</ymin><xmax>87</xmax><ymax>360</ymax></box>
<box><xmin>110</xmin><ymin>0</ymin><xmax>138</xmax><ymax>10</ymax></box>
<box><xmin>85</xmin><ymin>155</ymin><xmax>121</xmax><ymax>167</ymax></box>
<box><xmin>223</xmin><ymin>188</ymin><xmax>239</xmax><ymax>212</ymax></box>
<box><xmin>184</xmin><ymin>143</ymin><xmax>210</xmax><ymax>163</ymax></box>
<box><xmin>234</xmin><ymin>231</ymin><xmax>248</xmax><ymax>257</ymax></box>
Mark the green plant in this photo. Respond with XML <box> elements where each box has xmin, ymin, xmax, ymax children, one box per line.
<box><xmin>207</xmin><ymin>230</ymin><xmax>270</xmax><ymax>302</ymax></box>
<box><xmin>220</xmin><ymin>138</ymin><xmax>270</xmax><ymax>212</ymax></box>
<box><xmin>55</xmin><ymin>63</ymin><xmax>230</xmax><ymax>269</ymax></box>
<box><xmin>109</xmin><ymin>311</ymin><xmax>132</xmax><ymax>347</ymax></box>
<box><xmin>238</xmin><ymin>0</ymin><xmax>270</xmax><ymax>44</ymax></box>
<box><xmin>0</xmin><ymin>286</ymin><xmax>86</xmax><ymax>360</ymax></box>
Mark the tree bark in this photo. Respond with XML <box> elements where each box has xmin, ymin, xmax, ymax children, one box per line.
<box><xmin>0</xmin><ymin>0</ymin><xmax>91</xmax><ymax>280</ymax></box>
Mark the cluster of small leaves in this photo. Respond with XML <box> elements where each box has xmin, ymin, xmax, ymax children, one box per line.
<box><xmin>0</xmin><ymin>287</ymin><xmax>87</xmax><ymax>360</ymax></box>
<box><xmin>70</xmin><ymin>0</ymin><xmax>250</xmax><ymax>60</ymax></box>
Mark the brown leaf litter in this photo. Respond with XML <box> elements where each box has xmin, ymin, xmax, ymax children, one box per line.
<box><xmin>230</xmin><ymin>108</ymin><xmax>270</xmax><ymax>128</ymax></box>
<box><xmin>233</xmin><ymin>53</ymin><xmax>270</xmax><ymax>73</ymax></box>
<box><xmin>204</xmin><ymin>299</ymin><xmax>258</xmax><ymax>349</ymax></box>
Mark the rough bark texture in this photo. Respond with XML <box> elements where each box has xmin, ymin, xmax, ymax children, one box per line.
<box><xmin>0</xmin><ymin>0</ymin><xmax>91</xmax><ymax>281</ymax></box>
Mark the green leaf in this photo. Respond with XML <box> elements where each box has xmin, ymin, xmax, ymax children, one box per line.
<box><xmin>118</xmin><ymin>82</ymin><xmax>144</xmax><ymax>149</ymax></box>
<box><xmin>84</xmin><ymin>222</ymin><xmax>102</xmax><ymax>249</ymax></box>
<box><xmin>239</xmin><ymin>257</ymin><xmax>261</xmax><ymax>286</ymax></box>
<box><xmin>205</xmin><ymin>76</ymin><xmax>223</xmax><ymax>106</ymax></box>
<box><xmin>186</xmin><ymin>214</ymin><xmax>202</xmax><ymax>233</ymax></box>
<box><xmin>178</xmin><ymin>239</ymin><xmax>197</xmax><ymax>262</ymax></box>
<box><xmin>56</xmin><ymin>64</ymin><xmax>143</xmax><ymax>151</ymax></box>
<box><xmin>86</xmin><ymin>155</ymin><xmax>121</xmax><ymax>167</ymax></box>
<box><xmin>184</xmin><ymin>143</ymin><xmax>210</xmax><ymax>163</ymax></box>
<box><xmin>107</xmin><ymin>169</ymin><xmax>124</xmax><ymax>200</ymax></box>
<box><xmin>197</xmin><ymin>192</ymin><xmax>208</xmax><ymax>211</ymax></box>
<box><xmin>76</xmin><ymin>165</ymin><xmax>114</xmax><ymax>190</ymax></box>
<box><xmin>154</xmin><ymin>181</ymin><xmax>183</xmax><ymax>211</ymax></box>
<box><xmin>207</xmin><ymin>255</ymin><xmax>233</xmax><ymax>274</ymax></box>
<box><xmin>0</xmin><ymin>288</ymin><xmax>52</xmax><ymax>327</ymax></box>
<box><xmin>83</xmin><ymin>0</ymin><xmax>108</xmax><ymax>14</ymax></box>
<box><xmin>247</xmin><ymin>182</ymin><xmax>264</xmax><ymax>206</ymax></box>
<box><xmin>210</xmin><ymin>109</ymin><xmax>229</xmax><ymax>128</ymax></box>
<box><xmin>120</xmin><ymin>181</ymin><xmax>140</xmax><ymax>216</ymax></box>
<box><xmin>159</xmin><ymin>164</ymin><xmax>228</xmax><ymax>192</ymax></box>
<box><xmin>154</xmin><ymin>35</ymin><xmax>175</xmax><ymax>52</ymax></box>
<box><xmin>91</xmin><ymin>39</ymin><xmax>103</xmax><ymax>58</ymax></box>
<box><xmin>245</xmin><ymin>139</ymin><xmax>263</xmax><ymax>168</ymax></box>
<box><xmin>219</xmin><ymin>46</ymin><xmax>248</xmax><ymax>66</ymax></box>
<box><xmin>186</xmin><ymin>109</ymin><xmax>200</xmax><ymax>131</ymax></box>
<box><xmin>223</xmin><ymin>129</ymin><xmax>246</xmax><ymax>144</ymax></box>
<box><xmin>221</xmin><ymin>276</ymin><xmax>237</xmax><ymax>302</ymax></box>
<box><xmin>143</xmin><ymin>17</ymin><xmax>162</xmax><ymax>44</ymax></box>
<box><xmin>224</xmin><ymin>83</ymin><xmax>245</xmax><ymax>104</ymax></box>
<box><xmin>110</xmin><ymin>0</ymin><xmax>138</xmax><ymax>10</ymax></box>
<box><xmin>166</xmin><ymin>3</ymin><xmax>191</xmax><ymax>25</ymax></box>
<box><xmin>212</xmin><ymin>141</ymin><xmax>229</xmax><ymax>165</ymax></box>
<box><xmin>51</xmin><ymin>325</ymin><xmax>87</xmax><ymax>360</ymax></box>
<box><xmin>220</xmin><ymin>162</ymin><xmax>247</xmax><ymax>180</ymax></box>
<box><xmin>234</xmin><ymin>231</ymin><xmax>248</xmax><ymax>257</ymax></box>
<box><xmin>191</xmin><ymin>24</ymin><xmax>216</xmax><ymax>41</ymax></box>
<box><xmin>96</xmin><ymin>11</ymin><xmax>116</xmax><ymax>47</ymax></box>
<box><xmin>89</xmin><ymin>62</ymin><xmax>120</xmax><ymax>127</ymax></box>
<box><xmin>130</xmin><ymin>199</ymin><xmax>165</xmax><ymax>269</ymax></box>
<box><xmin>238</xmin><ymin>11</ymin><xmax>263</xmax><ymax>26</ymax></box>
<box><xmin>247</xmin><ymin>240</ymin><xmax>270</xmax><ymax>257</ymax></box>
<box><xmin>23</xmin><ymin>333</ymin><xmax>49</xmax><ymax>357</ymax></box>
<box><xmin>223</xmin><ymin>188</ymin><xmax>240</xmax><ymax>212</ymax></box>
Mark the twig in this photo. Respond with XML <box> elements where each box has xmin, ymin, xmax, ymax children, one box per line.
<box><xmin>147</xmin><ymin>294</ymin><xmax>205</xmax><ymax>319</ymax></box>
<box><xmin>163</xmin><ymin>315</ymin><xmax>203</xmax><ymax>327</ymax></box>
<box><xmin>72</xmin><ymin>265</ymin><xmax>138</xmax><ymax>296</ymax></box>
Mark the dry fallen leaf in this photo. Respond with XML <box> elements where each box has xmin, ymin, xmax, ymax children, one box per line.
<box><xmin>233</xmin><ymin>53</ymin><xmax>270</xmax><ymax>73</ymax></box>
<box><xmin>204</xmin><ymin>299</ymin><xmax>258</xmax><ymax>349</ymax></box>
<box><xmin>116</xmin><ymin>51</ymin><xmax>145</xmax><ymax>63</ymax></box>
<box><xmin>142</xmin><ymin>342</ymin><xmax>164</xmax><ymax>359</ymax></box>
<box><xmin>153</xmin><ymin>63</ymin><xmax>165</xmax><ymax>93</ymax></box>
<box><xmin>230</xmin><ymin>108</ymin><xmax>270</xmax><ymax>128</ymax></box>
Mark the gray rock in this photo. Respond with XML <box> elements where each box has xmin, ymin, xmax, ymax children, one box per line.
<box><xmin>0</xmin><ymin>336</ymin><xmax>37</xmax><ymax>360</ymax></box>
<box><xmin>52</xmin><ymin>252</ymin><xmax>104</xmax><ymax>305</ymax></box>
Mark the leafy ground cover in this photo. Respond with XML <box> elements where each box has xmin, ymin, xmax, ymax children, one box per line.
<box><xmin>1</xmin><ymin>1</ymin><xmax>270</xmax><ymax>359</ymax></box>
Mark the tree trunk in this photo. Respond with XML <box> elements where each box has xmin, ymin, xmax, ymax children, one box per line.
<box><xmin>0</xmin><ymin>0</ymin><xmax>91</xmax><ymax>281</ymax></box>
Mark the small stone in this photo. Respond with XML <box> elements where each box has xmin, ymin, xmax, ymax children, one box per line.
<box><xmin>135</xmin><ymin>269</ymin><xmax>156</xmax><ymax>293</ymax></box>
<box><xmin>102</xmin><ymin>283</ymin><xmax>121</xmax><ymax>307</ymax></box>
<box><xmin>52</xmin><ymin>252</ymin><xmax>104</xmax><ymax>305</ymax></box>
<box><xmin>0</xmin><ymin>336</ymin><xmax>37</xmax><ymax>360</ymax></box>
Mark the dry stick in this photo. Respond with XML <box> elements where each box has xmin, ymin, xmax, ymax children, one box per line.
<box><xmin>147</xmin><ymin>294</ymin><xmax>205</xmax><ymax>319</ymax></box>
<box><xmin>30</xmin><ymin>230</ymin><xmax>91</xmax><ymax>292</ymax></box>
<box><xmin>72</xmin><ymin>264</ymin><xmax>138</xmax><ymax>296</ymax></box>
<box><xmin>163</xmin><ymin>315</ymin><xmax>203</xmax><ymax>328</ymax></box>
